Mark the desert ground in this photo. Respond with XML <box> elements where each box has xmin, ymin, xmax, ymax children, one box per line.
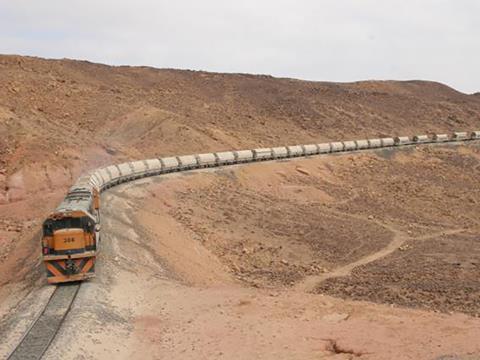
<box><xmin>0</xmin><ymin>55</ymin><xmax>480</xmax><ymax>359</ymax></box>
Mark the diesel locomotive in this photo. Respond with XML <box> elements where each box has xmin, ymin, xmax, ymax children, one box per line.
<box><xmin>42</xmin><ymin>175</ymin><xmax>100</xmax><ymax>284</ymax></box>
<box><xmin>41</xmin><ymin>130</ymin><xmax>479</xmax><ymax>284</ymax></box>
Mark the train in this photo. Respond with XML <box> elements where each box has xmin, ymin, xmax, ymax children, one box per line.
<box><xmin>42</xmin><ymin>174</ymin><xmax>100</xmax><ymax>283</ymax></box>
<box><xmin>42</xmin><ymin>131</ymin><xmax>480</xmax><ymax>283</ymax></box>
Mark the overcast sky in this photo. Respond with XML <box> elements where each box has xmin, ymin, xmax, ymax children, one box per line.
<box><xmin>0</xmin><ymin>0</ymin><xmax>478</xmax><ymax>93</ymax></box>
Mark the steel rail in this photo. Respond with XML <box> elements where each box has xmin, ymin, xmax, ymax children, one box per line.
<box><xmin>7</xmin><ymin>284</ymin><xmax>80</xmax><ymax>360</ymax></box>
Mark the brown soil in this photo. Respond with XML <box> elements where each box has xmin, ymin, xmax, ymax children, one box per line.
<box><xmin>146</xmin><ymin>143</ymin><xmax>480</xmax><ymax>317</ymax></box>
<box><xmin>42</xmin><ymin>171</ymin><xmax>480</xmax><ymax>359</ymax></box>
<box><xmin>316</xmin><ymin>231</ymin><xmax>480</xmax><ymax>316</ymax></box>
<box><xmin>1</xmin><ymin>54</ymin><xmax>480</xmax><ymax>288</ymax></box>
<box><xmin>1</xmin><ymin>54</ymin><xmax>480</xmax><ymax>359</ymax></box>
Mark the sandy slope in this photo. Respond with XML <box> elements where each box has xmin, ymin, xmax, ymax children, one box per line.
<box><xmin>1</xmin><ymin>55</ymin><xmax>480</xmax><ymax>359</ymax></box>
<box><xmin>39</xmin><ymin>145</ymin><xmax>480</xmax><ymax>359</ymax></box>
<box><xmin>2</xmin><ymin>55</ymin><xmax>480</xmax><ymax>290</ymax></box>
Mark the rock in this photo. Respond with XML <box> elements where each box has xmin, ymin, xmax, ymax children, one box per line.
<box><xmin>296</xmin><ymin>167</ymin><xmax>310</xmax><ymax>176</ymax></box>
<box><xmin>242</xmin><ymin>247</ymin><xmax>250</xmax><ymax>255</ymax></box>
<box><xmin>399</xmin><ymin>244</ymin><xmax>411</xmax><ymax>251</ymax></box>
<box><xmin>105</xmin><ymin>147</ymin><xmax>117</xmax><ymax>155</ymax></box>
<box><xmin>231</xmin><ymin>262</ymin><xmax>240</xmax><ymax>272</ymax></box>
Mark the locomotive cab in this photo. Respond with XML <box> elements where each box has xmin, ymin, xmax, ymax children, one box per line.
<box><xmin>42</xmin><ymin>186</ymin><xmax>99</xmax><ymax>284</ymax></box>
<box><xmin>42</xmin><ymin>215</ymin><xmax>96</xmax><ymax>256</ymax></box>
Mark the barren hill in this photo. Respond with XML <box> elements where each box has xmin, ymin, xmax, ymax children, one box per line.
<box><xmin>1</xmin><ymin>54</ymin><xmax>479</xmax><ymax>176</ymax></box>
<box><xmin>1</xmin><ymin>55</ymin><xmax>480</xmax><ymax>359</ymax></box>
<box><xmin>1</xmin><ymin>53</ymin><xmax>480</xmax><ymax>283</ymax></box>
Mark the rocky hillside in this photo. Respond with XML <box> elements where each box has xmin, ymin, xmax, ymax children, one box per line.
<box><xmin>0</xmin><ymin>54</ymin><xmax>479</xmax><ymax>286</ymax></box>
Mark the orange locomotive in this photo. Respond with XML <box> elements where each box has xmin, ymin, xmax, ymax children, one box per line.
<box><xmin>42</xmin><ymin>175</ymin><xmax>100</xmax><ymax>284</ymax></box>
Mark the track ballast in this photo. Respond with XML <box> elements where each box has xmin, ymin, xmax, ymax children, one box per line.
<box><xmin>7</xmin><ymin>284</ymin><xmax>80</xmax><ymax>360</ymax></box>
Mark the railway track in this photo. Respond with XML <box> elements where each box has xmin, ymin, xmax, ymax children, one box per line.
<box><xmin>86</xmin><ymin>131</ymin><xmax>480</xmax><ymax>195</ymax></box>
<box><xmin>6</xmin><ymin>130</ymin><xmax>480</xmax><ymax>358</ymax></box>
<box><xmin>7</xmin><ymin>284</ymin><xmax>80</xmax><ymax>360</ymax></box>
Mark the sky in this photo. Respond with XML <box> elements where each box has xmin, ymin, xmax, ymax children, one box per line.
<box><xmin>0</xmin><ymin>0</ymin><xmax>478</xmax><ymax>94</ymax></box>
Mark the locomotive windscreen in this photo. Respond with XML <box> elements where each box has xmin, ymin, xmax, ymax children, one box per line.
<box><xmin>43</xmin><ymin>217</ymin><xmax>94</xmax><ymax>236</ymax></box>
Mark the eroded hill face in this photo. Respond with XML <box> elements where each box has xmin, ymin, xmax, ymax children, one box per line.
<box><xmin>0</xmin><ymin>55</ymin><xmax>479</xmax><ymax>293</ymax></box>
<box><xmin>1</xmin><ymin>55</ymin><xmax>480</xmax><ymax>358</ymax></box>
<box><xmin>2</xmin><ymin>54</ymin><xmax>480</xmax><ymax>176</ymax></box>
<box><xmin>26</xmin><ymin>144</ymin><xmax>478</xmax><ymax>360</ymax></box>
<box><xmin>139</xmin><ymin>143</ymin><xmax>480</xmax><ymax>315</ymax></box>
<box><xmin>1</xmin><ymin>55</ymin><xmax>480</xmax><ymax>284</ymax></box>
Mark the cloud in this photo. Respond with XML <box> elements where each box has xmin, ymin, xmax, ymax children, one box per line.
<box><xmin>0</xmin><ymin>0</ymin><xmax>478</xmax><ymax>93</ymax></box>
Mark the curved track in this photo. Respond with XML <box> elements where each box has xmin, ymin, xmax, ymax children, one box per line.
<box><xmin>86</xmin><ymin>132</ymin><xmax>480</xmax><ymax>196</ymax></box>
<box><xmin>8</xmin><ymin>130</ymin><xmax>480</xmax><ymax>358</ymax></box>
<box><xmin>7</xmin><ymin>284</ymin><xmax>80</xmax><ymax>360</ymax></box>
